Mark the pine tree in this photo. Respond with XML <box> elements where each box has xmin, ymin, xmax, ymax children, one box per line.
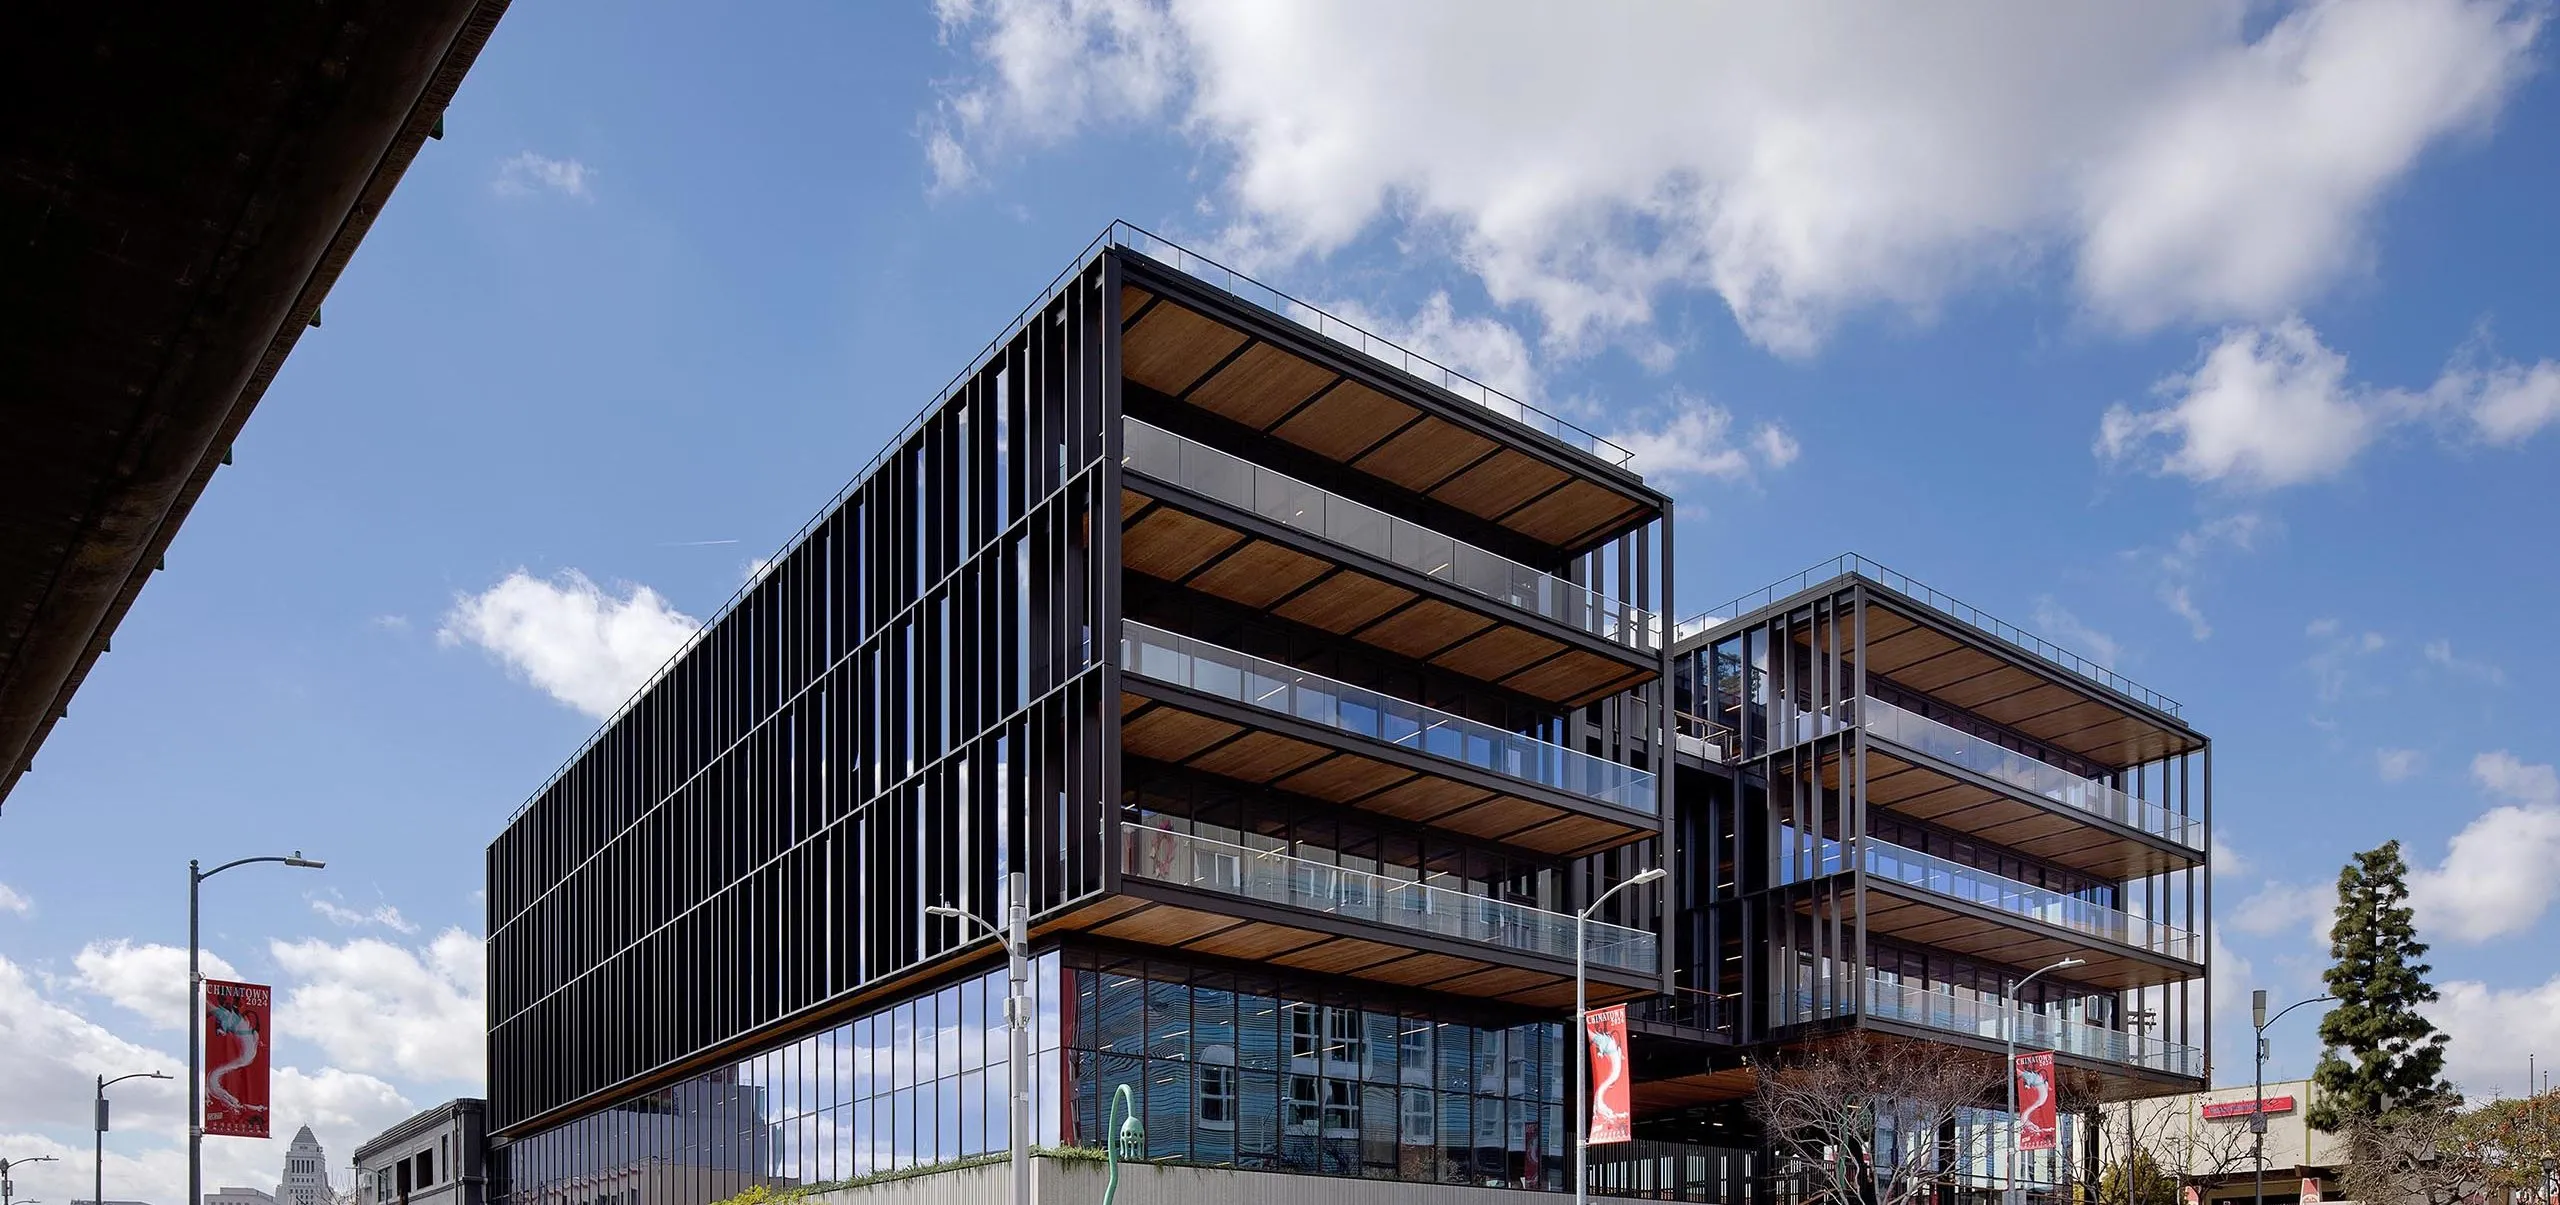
<box><xmin>2308</xmin><ymin>840</ymin><xmax>2454</xmax><ymax>1129</ymax></box>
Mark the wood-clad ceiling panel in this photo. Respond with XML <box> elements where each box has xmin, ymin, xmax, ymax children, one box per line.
<box><xmin>1186</xmin><ymin>343</ymin><xmax>1339</xmax><ymax>428</ymax></box>
<box><xmin>1123</xmin><ymin>302</ymin><xmax>1249</xmax><ymax>396</ymax></box>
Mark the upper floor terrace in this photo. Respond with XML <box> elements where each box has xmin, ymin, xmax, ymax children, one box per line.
<box><xmin>1109</xmin><ymin>226</ymin><xmax>1664</xmax><ymax>564</ymax></box>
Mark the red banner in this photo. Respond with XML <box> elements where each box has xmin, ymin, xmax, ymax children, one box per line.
<box><xmin>1585</xmin><ymin>1004</ymin><xmax>1631</xmax><ymax>1145</ymax></box>
<box><xmin>2014</xmin><ymin>1051</ymin><xmax>2057</xmax><ymax>1152</ymax></box>
<box><xmin>2202</xmin><ymin>1095</ymin><xmax>2295</xmax><ymax>1119</ymax></box>
<box><xmin>203</xmin><ymin>980</ymin><xmax>272</xmax><ymax>1138</ymax></box>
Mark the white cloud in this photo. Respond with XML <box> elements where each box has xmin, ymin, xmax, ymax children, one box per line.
<box><xmin>2463</xmin><ymin>357</ymin><xmax>2560</xmax><ymax>442</ymax></box>
<box><xmin>2407</xmin><ymin>751</ymin><xmax>2560</xmax><ymax>943</ymax></box>
<box><xmin>1752</xmin><ymin>423</ymin><xmax>1802</xmax><ymax>469</ymax></box>
<box><xmin>1321</xmin><ymin>291</ymin><xmax>1543</xmax><ymax>403</ymax></box>
<box><xmin>2304</xmin><ymin>620</ymin><xmax>2388</xmax><ymax>702</ymax></box>
<box><xmin>268</xmin><ymin>928</ymin><xmax>485</xmax><ymax>1085</ymax></box>
<box><xmin>0</xmin><ymin>881</ymin><xmax>28</xmax><ymax>916</ymax></box>
<box><xmin>2231</xmin><ymin>878</ymin><xmax>2337</xmax><ymax>944</ymax></box>
<box><xmin>439</xmin><ymin>569</ymin><xmax>702</xmax><ymax>719</ymax></box>
<box><xmin>2305</xmin><ymin>617</ymin><xmax>2342</xmax><ymax>638</ymax></box>
<box><xmin>309</xmin><ymin>892</ymin><xmax>421</xmax><ymax>935</ymax></box>
<box><xmin>2132</xmin><ymin>512</ymin><xmax>2269</xmax><ymax>640</ymax></box>
<box><xmin>932</xmin><ymin>0</ymin><xmax>2544</xmax><ymax>355</ymax></box>
<box><xmin>2074</xmin><ymin>0</ymin><xmax>2538</xmax><ymax>329</ymax></box>
<box><xmin>2431</xmin><ymin>975</ymin><xmax>2560</xmax><ymax>1098</ymax></box>
<box><xmin>493</xmin><ymin>151</ymin><xmax>595</xmax><ymax>200</ymax></box>
<box><xmin>1604</xmin><ymin>400</ymin><xmax>1770</xmax><ymax>485</ymax></box>
<box><xmin>0</xmin><ymin>950</ymin><xmax>419</xmax><ymax>1205</ymax></box>
<box><xmin>2100</xmin><ymin>319</ymin><xmax>2375</xmax><ymax>488</ymax></box>
<box><xmin>73</xmin><ymin>939</ymin><xmax>240</xmax><ymax>1029</ymax></box>
<box><xmin>2424</xmin><ymin>637</ymin><xmax>2507</xmax><ymax>685</ymax></box>
<box><xmin>2376</xmin><ymin>747</ymin><xmax>2424</xmax><ymax>782</ymax></box>
<box><xmin>2029</xmin><ymin>596</ymin><xmax>2123</xmax><ymax>668</ymax></box>
<box><xmin>2101</xmin><ymin>319</ymin><xmax>2560</xmax><ymax>489</ymax></box>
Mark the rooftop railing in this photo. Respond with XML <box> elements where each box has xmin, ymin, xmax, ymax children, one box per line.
<box><xmin>1107</xmin><ymin>223</ymin><xmax>1638</xmax><ymax>469</ymax></box>
<box><xmin>1677</xmin><ymin>555</ymin><xmax>2184</xmax><ymax>719</ymax></box>
<box><xmin>1121</xmin><ymin>822</ymin><xmax>1658</xmax><ymax>973</ymax></box>
<box><xmin>1861</xmin><ymin>696</ymin><xmax>2201</xmax><ymax>849</ymax></box>
<box><xmin>1120</xmin><ymin>621</ymin><xmax>1658</xmax><ymax>814</ymax></box>
<box><xmin>1862</xmin><ymin>974</ymin><xmax>2204</xmax><ymax>1078</ymax></box>
<box><xmin>1123</xmin><ymin>417</ymin><xmax>1657</xmax><ymax>651</ymax></box>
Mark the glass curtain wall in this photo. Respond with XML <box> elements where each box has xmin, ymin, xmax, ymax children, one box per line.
<box><xmin>500</xmin><ymin>954</ymin><xmax>1066</xmax><ymax>1205</ymax></box>
<box><xmin>1060</xmin><ymin>954</ymin><xmax>1569</xmax><ymax>1190</ymax></box>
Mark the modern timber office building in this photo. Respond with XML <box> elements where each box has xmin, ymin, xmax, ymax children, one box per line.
<box><xmin>482</xmin><ymin>226</ymin><xmax>2212</xmax><ymax>1204</ymax></box>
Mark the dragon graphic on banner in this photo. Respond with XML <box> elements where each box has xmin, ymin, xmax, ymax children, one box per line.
<box><xmin>203</xmin><ymin>979</ymin><xmax>273</xmax><ymax>1139</ymax></box>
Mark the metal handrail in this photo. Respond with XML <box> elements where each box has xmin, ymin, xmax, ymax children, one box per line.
<box><xmin>1108</xmin><ymin>224</ymin><xmax>1636</xmax><ymax>468</ymax></box>
<box><xmin>1119</xmin><ymin>621</ymin><xmax>1659</xmax><ymax>813</ymax></box>
<box><xmin>1120</xmin><ymin>822</ymin><xmax>1658</xmax><ymax>972</ymax></box>
<box><xmin>1676</xmin><ymin>554</ymin><xmax>2184</xmax><ymax>718</ymax></box>
<box><xmin>1122</xmin><ymin>417</ymin><xmax>1657</xmax><ymax>649</ymax></box>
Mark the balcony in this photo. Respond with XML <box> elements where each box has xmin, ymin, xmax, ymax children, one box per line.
<box><xmin>1860</xmin><ymin>697</ymin><xmax>2200</xmax><ymax>849</ymax></box>
<box><xmin>1776</xmin><ymin>833</ymin><xmax>2200</xmax><ymax>989</ymax></box>
<box><xmin>1860</xmin><ymin>839</ymin><xmax>2200</xmax><ymax>962</ymax></box>
<box><xmin>1112</xmin><ymin>229</ymin><xmax>1659</xmax><ymax>556</ymax></box>
<box><xmin>1112</xmin><ymin>225</ymin><xmax>1635</xmax><ymax>469</ymax></box>
<box><xmin>1119</xmin><ymin>822</ymin><xmax>1657</xmax><ymax>973</ymax></box>
<box><xmin>1120</xmin><ymin>621</ymin><xmax>1656</xmax><ymax>814</ymax></box>
<box><xmin>1123</xmin><ymin>417</ymin><xmax>1658</xmax><ymax>652</ymax></box>
<box><xmin>1862</xmin><ymin>974</ymin><xmax>2203</xmax><ymax>1079</ymax></box>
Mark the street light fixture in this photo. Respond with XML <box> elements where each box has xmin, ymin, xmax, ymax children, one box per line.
<box><xmin>94</xmin><ymin>1071</ymin><xmax>171</xmax><ymax>1205</ymax></box>
<box><xmin>2</xmin><ymin>1154</ymin><xmax>60</xmax><ymax>1205</ymax></box>
<box><xmin>925</xmin><ymin>871</ymin><xmax>1029</xmax><ymax>1205</ymax></box>
<box><xmin>2251</xmin><ymin>991</ymin><xmax>2334</xmax><ymax>1205</ymax></box>
<box><xmin>189</xmin><ymin>853</ymin><xmax>325</xmax><ymax>1205</ymax></box>
<box><xmin>2004</xmin><ymin>956</ymin><xmax>2086</xmax><ymax>1205</ymax></box>
<box><xmin>1575</xmin><ymin>865</ymin><xmax>1666</xmax><ymax>1205</ymax></box>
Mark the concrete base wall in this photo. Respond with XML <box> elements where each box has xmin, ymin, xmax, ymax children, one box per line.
<box><xmin>803</xmin><ymin>1159</ymin><xmax>1557</xmax><ymax>1205</ymax></box>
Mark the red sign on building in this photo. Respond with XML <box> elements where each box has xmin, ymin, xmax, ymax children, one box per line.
<box><xmin>1584</xmin><ymin>1004</ymin><xmax>1632</xmax><ymax>1145</ymax></box>
<box><xmin>2015</xmin><ymin>1051</ymin><xmax>2058</xmax><ymax>1152</ymax></box>
<box><xmin>2201</xmin><ymin>1095</ymin><xmax>2297</xmax><ymax>1120</ymax></box>
<box><xmin>202</xmin><ymin>979</ymin><xmax>272</xmax><ymax>1139</ymax></box>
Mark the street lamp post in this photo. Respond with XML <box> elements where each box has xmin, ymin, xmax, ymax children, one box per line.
<box><xmin>188</xmin><ymin>853</ymin><xmax>324</xmax><ymax>1205</ymax></box>
<box><xmin>2004</xmin><ymin>957</ymin><xmax>2086</xmax><ymax>1205</ymax></box>
<box><xmin>2251</xmin><ymin>991</ymin><xmax>2334</xmax><ymax>1205</ymax></box>
<box><xmin>2</xmin><ymin>1154</ymin><xmax>60</xmax><ymax>1205</ymax></box>
<box><xmin>1575</xmin><ymin>865</ymin><xmax>1666</xmax><ymax>1205</ymax></box>
<box><xmin>926</xmin><ymin>871</ymin><xmax>1029</xmax><ymax>1205</ymax></box>
<box><xmin>94</xmin><ymin>1071</ymin><xmax>171</xmax><ymax>1205</ymax></box>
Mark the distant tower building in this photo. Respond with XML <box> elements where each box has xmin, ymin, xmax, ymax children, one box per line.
<box><xmin>280</xmin><ymin>1127</ymin><xmax>326</xmax><ymax>1205</ymax></box>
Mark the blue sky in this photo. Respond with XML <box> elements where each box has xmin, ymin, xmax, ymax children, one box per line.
<box><xmin>5</xmin><ymin>2</ymin><xmax>2557</xmax><ymax>1196</ymax></box>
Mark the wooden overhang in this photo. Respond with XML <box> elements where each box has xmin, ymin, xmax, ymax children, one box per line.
<box><xmin>1814</xmin><ymin>743</ymin><xmax>2201</xmax><ymax>880</ymax></box>
<box><xmin>1118</xmin><ymin>686</ymin><xmax>1658</xmax><ymax>860</ymax></box>
<box><xmin>1114</xmin><ymin>260</ymin><xmax>1659</xmax><ymax>558</ymax></box>
<box><xmin>1118</xmin><ymin>486</ymin><xmax>1657</xmax><ymax>709</ymax></box>
<box><xmin>1045</xmin><ymin>886</ymin><xmax>1656</xmax><ymax>1011</ymax></box>
<box><xmin>1632</xmin><ymin>1065</ymin><xmax>1760</xmax><ymax>1111</ymax></box>
<box><xmin>1853</xmin><ymin>597</ymin><xmax>2203</xmax><ymax>770</ymax></box>
<box><xmin>1834</xmin><ymin>883</ymin><xmax>2204</xmax><ymax>992</ymax></box>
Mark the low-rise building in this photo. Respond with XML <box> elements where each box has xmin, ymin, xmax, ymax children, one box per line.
<box><xmin>355</xmin><ymin>1100</ymin><xmax>489</xmax><ymax>1205</ymax></box>
<box><xmin>205</xmin><ymin>1186</ymin><xmax>277</xmax><ymax>1205</ymax></box>
<box><xmin>2105</xmin><ymin>1079</ymin><xmax>2344</xmax><ymax>1205</ymax></box>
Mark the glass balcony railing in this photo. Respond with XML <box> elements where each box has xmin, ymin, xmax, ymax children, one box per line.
<box><xmin>1862</xmin><ymin>974</ymin><xmax>2203</xmax><ymax>1078</ymax></box>
<box><xmin>1120</xmin><ymin>621</ymin><xmax>1659</xmax><ymax>814</ymax></box>
<box><xmin>1122</xmin><ymin>418</ymin><xmax>1659</xmax><ymax>651</ymax></box>
<box><xmin>1860</xmin><ymin>697</ymin><xmax>2201</xmax><ymax>849</ymax></box>
<box><xmin>1849</xmin><ymin>839</ymin><xmax>2200</xmax><ymax>961</ymax></box>
<box><xmin>1121</xmin><ymin>822</ymin><xmax>1659</xmax><ymax>973</ymax></box>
